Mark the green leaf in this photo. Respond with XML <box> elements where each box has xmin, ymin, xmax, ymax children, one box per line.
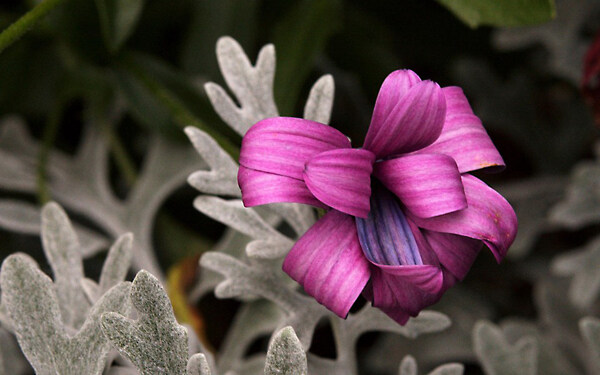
<box><xmin>95</xmin><ymin>0</ymin><xmax>144</xmax><ymax>52</ymax></box>
<box><xmin>436</xmin><ymin>0</ymin><xmax>556</xmax><ymax>28</ymax></box>
<box><xmin>272</xmin><ymin>0</ymin><xmax>342</xmax><ymax>115</ymax></box>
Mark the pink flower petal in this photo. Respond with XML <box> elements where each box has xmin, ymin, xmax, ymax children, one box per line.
<box><xmin>363</xmin><ymin>79</ymin><xmax>446</xmax><ymax>157</ymax></box>
<box><xmin>282</xmin><ymin>210</ymin><xmax>370</xmax><ymax>318</ymax></box>
<box><xmin>374</xmin><ymin>153</ymin><xmax>467</xmax><ymax>218</ymax></box>
<box><xmin>368</xmin><ymin>70</ymin><xmax>422</xmax><ymax>131</ymax></box>
<box><xmin>239</xmin><ymin>117</ymin><xmax>351</xmax><ymax>180</ymax></box>
<box><xmin>368</xmin><ymin>264</ymin><xmax>444</xmax><ymax>317</ymax></box>
<box><xmin>362</xmin><ymin>281</ymin><xmax>411</xmax><ymax>325</ymax></box>
<box><xmin>410</xmin><ymin>175</ymin><xmax>518</xmax><ymax>263</ymax></box>
<box><xmin>362</xmin><ymin>223</ymin><xmax>449</xmax><ymax>324</ymax></box>
<box><xmin>303</xmin><ymin>149</ymin><xmax>375</xmax><ymax>218</ymax></box>
<box><xmin>416</xmin><ymin>87</ymin><xmax>505</xmax><ymax>173</ymax></box>
<box><xmin>423</xmin><ymin>230</ymin><xmax>483</xmax><ymax>280</ymax></box>
<box><xmin>238</xmin><ymin>165</ymin><xmax>326</xmax><ymax>208</ymax></box>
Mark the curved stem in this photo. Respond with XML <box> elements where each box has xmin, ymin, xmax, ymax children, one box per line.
<box><xmin>101</xmin><ymin>121</ymin><xmax>138</xmax><ymax>187</ymax></box>
<box><xmin>37</xmin><ymin>100</ymin><xmax>64</xmax><ymax>204</ymax></box>
<box><xmin>0</xmin><ymin>0</ymin><xmax>68</xmax><ymax>54</ymax></box>
<box><xmin>122</xmin><ymin>58</ymin><xmax>241</xmax><ymax>160</ymax></box>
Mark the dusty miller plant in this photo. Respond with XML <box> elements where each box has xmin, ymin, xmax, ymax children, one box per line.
<box><xmin>2</xmin><ymin>33</ymin><xmax>599</xmax><ymax>375</ymax></box>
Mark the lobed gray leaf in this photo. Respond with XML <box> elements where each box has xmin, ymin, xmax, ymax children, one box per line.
<box><xmin>0</xmin><ymin>199</ymin><xmax>109</xmax><ymax>257</ymax></box>
<box><xmin>193</xmin><ymin>197</ymin><xmax>293</xmax><ymax>258</ymax></box>
<box><xmin>264</xmin><ymin>326</ymin><xmax>307</xmax><ymax>375</ymax></box>
<box><xmin>217</xmin><ymin>301</ymin><xmax>286</xmax><ymax>373</ymax></box>
<box><xmin>303</xmin><ymin>74</ymin><xmax>335</xmax><ymax>125</ymax></box>
<box><xmin>346</xmin><ymin>307</ymin><xmax>451</xmax><ymax>341</ymax></box>
<box><xmin>201</xmin><ymin>252</ymin><xmax>324</xmax><ymax>347</ymax></box>
<box><xmin>245</xmin><ymin>238</ymin><xmax>292</xmax><ymax>259</ymax></box>
<box><xmin>205</xmin><ymin>36</ymin><xmax>278</xmax><ymax>136</ymax></box>
<box><xmin>0</xmin><ymin>253</ymin><xmax>131</xmax><ymax>375</ymax></box>
<box><xmin>124</xmin><ymin>134</ymin><xmax>207</xmax><ymax>279</ymax></box>
<box><xmin>185</xmin><ymin>127</ymin><xmax>240</xmax><ymax>197</ymax></box>
<box><xmin>551</xmin><ymin>235</ymin><xmax>600</xmax><ymax>308</ymax></box>
<box><xmin>399</xmin><ymin>356</ymin><xmax>417</xmax><ymax>375</ymax></box>
<box><xmin>473</xmin><ymin>320</ymin><xmax>538</xmax><ymax>375</ymax></box>
<box><xmin>101</xmin><ymin>270</ymin><xmax>189</xmax><ymax>375</ymax></box>
<box><xmin>107</xmin><ymin>366</ymin><xmax>140</xmax><ymax>375</ymax></box>
<box><xmin>41</xmin><ymin>202</ymin><xmax>90</xmax><ymax>329</ymax></box>
<box><xmin>0</xmin><ymin>254</ymin><xmax>62</xmax><ymax>375</ymax></box>
<box><xmin>99</xmin><ymin>233</ymin><xmax>133</xmax><ymax>294</ymax></box>
<box><xmin>580</xmin><ymin>317</ymin><xmax>600</xmax><ymax>371</ymax></box>
<box><xmin>189</xmin><ymin>228</ymin><xmax>250</xmax><ymax>302</ymax></box>
<box><xmin>187</xmin><ymin>353</ymin><xmax>212</xmax><ymax>375</ymax></box>
<box><xmin>186</xmin><ymin>325</ymin><xmax>216</xmax><ymax>374</ymax></box>
<box><xmin>500</xmin><ymin>319</ymin><xmax>579</xmax><ymax>375</ymax></box>
<box><xmin>0</xmin><ymin>114</ymin><xmax>205</xmax><ymax>281</ymax></box>
<box><xmin>397</xmin><ymin>355</ymin><xmax>463</xmax><ymax>375</ymax></box>
<box><xmin>81</xmin><ymin>277</ymin><xmax>102</xmax><ymax>303</ymax></box>
<box><xmin>428</xmin><ymin>363</ymin><xmax>464</xmax><ymax>375</ymax></box>
<box><xmin>264</xmin><ymin>203</ymin><xmax>315</xmax><ymax>238</ymax></box>
<box><xmin>550</xmin><ymin>159</ymin><xmax>600</xmax><ymax>229</ymax></box>
<box><xmin>0</xmin><ymin>117</ymin><xmax>37</xmax><ymax>191</ymax></box>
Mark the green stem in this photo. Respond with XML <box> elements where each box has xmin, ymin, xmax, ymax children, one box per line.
<box><xmin>123</xmin><ymin>59</ymin><xmax>241</xmax><ymax>160</ymax></box>
<box><xmin>0</xmin><ymin>0</ymin><xmax>68</xmax><ymax>54</ymax></box>
<box><xmin>37</xmin><ymin>101</ymin><xmax>63</xmax><ymax>204</ymax></box>
<box><xmin>102</xmin><ymin>122</ymin><xmax>138</xmax><ymax>187</ymax></box>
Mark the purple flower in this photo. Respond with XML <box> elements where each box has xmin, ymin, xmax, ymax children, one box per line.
<box><xmin>237</xmin><ymin>70</ymin><xmax>518</xmax><ymax>324</ymax></box>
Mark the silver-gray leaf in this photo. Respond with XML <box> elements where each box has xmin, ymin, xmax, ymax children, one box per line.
<box><xmin>473</xmin><ymin>320</ymin><xmax>538</xmax><ymax>375</ymax></box>
<box><xmin>41</xmin><ymin>202</ymin><xmax>90</xmax><ymax>329</ymax></box>
<box><xmin>398</xmin><ymin>356</ymin><xmax>417</xmax><ymax>375</ymax></box>
<box><xmin>187</xmin><ymin>353</ymin><xmax>212</xmax><ymax>375</ymax></box>
<box><xmin>99</xmin><ymin>233</ymin><xmax>133</xmax><ymax>294</ymax></box>
<box><xmin>206</xmin><ymin>36</ymin><xmax>278</xmax><ymax>136</ymax></box>
<box><xmin>303</xmin><ymin>74</ymin><xmax>335</xmax><ymax>125</ymax></box>
<box><xmin>101</xmin><ymin>270</ymin><xmax>189</xmax><ymax>375</ymax></box>
<box><xmin>580</xmin><ymin>317</ymin><xmax>600</xmax><ymax>372</ymax></box>
<box><xmin>185</xmin><ymin>127</ymin><xmax>240</xmax><ymax>197</ymax></box>
<box><xmin>264</xmin><ymin>326</ymin><xmax>307</xmax><ymax>375</ymax></box>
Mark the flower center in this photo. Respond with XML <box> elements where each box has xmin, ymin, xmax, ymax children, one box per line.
<box><xmin>355</xmin><ymin>183</ymin><xmax>423</xmax><ymax>266</ymax></box>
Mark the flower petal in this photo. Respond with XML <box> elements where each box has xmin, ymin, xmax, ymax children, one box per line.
<box><xmin>410</xmin><ymin>175</ymin><xmax>517</xmax><ymax>263</ymax></box>
<box><xmin>374</xmin><ymin>153</ymin><xmax>467</xmax><ymax>218</ymax></box>
<box><xmin>368</xmin><ymin>264</ymin><xmax>444</xmax><ymax>317</ymax></box>
<box><xmin>359</xmin><ymin>212</ymin><xmax>445</xmax><ymax>324</ymax></box>
<box><xmin>361</xmin><ymin>282</ymin><xmax>411</xmax><ymax>325</ymax></box>
<box><xmin>423</xmin><ymin>230</ymin><xmax>483</xmax><ymax>280</ymax></box>
<box><xmin>238</xmin><ymin>165</ymin><xmax>326</xmax><ymax>208</ymax></box>
<box><xmin>239</xmin><ymin>117</ymin><xmax>351</xmax><ymax>180</ymax></box>
<box><xmin>282</xmin><ymin>210</ymin><xmax>370</xmax><ymax>318</ymax></box>
<box><xmin>416</xmin><ymin>87</ymin><xmax>505</xmax><ymax>173</ymax></box>
<box><xmin>363</xmin><ymin>79</ymin><xmax>446</xmax><ymax>157</ymax></box>
<box><xmin>303</xmin><ymin>149</ymin><xmax>375</xmax><ymax>218</ymax></box>
<box><xmin>368</xmin><ymin>70</ymin><xmax>422</xmax><ymax>131</ymax></box>
<box><xmin>356</xmin><ymin>185</ymin><xmax>423</xmax><ymax>266</ymax></box>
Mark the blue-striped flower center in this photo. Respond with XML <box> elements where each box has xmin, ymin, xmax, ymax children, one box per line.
<box><xmin>355</xmin><ymin>183</ymin><xmax>423</xmax><ymax>266</ymax></box>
